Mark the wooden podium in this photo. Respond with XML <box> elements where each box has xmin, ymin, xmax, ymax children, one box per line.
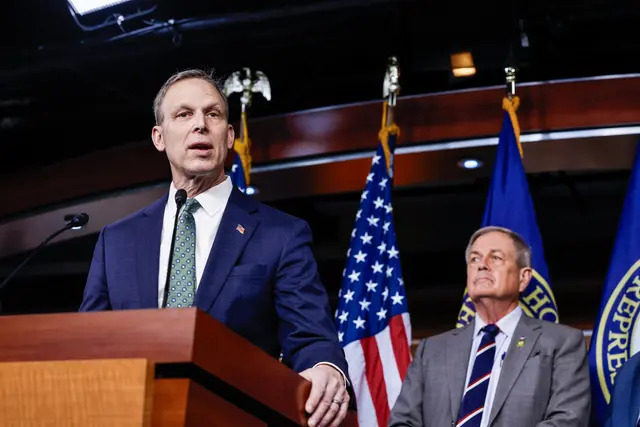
<box><xmin>0</xmin><ymin>308</ymin><xmax>358</xmax><ymax>426</ymax></box>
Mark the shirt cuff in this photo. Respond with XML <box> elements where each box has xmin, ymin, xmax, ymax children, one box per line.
<box><xmin>313</xmin><ymin>362</ymin><xmax>348</xmax><ymax>387</ymax></box>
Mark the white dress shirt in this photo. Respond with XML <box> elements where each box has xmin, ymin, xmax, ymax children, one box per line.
<box><xmin>464</xmin><ymin>305</ymin><xmax>523</xmax><ymax>427</ymax></box>
<box><xmin>157</xmin><ymin>177</ymin><xmax>233</xmax><ymax>307</ymax></box>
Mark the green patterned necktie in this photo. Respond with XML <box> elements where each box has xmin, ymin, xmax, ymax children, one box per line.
<box><xmin>166</xmin><ymin>198</ymin><xmax>200</xmax><ymax>308</ymax></box>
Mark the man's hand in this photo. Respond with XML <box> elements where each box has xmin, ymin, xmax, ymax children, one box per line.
<box><xmin>299</xmin><ymin>364</ymin><xmax>349</xmax><ymax>427</ymax></box>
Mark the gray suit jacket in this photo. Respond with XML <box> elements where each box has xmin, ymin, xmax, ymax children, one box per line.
<box><xmin>389</xmin><ymin>314</ymin><xmax>590</xmax><ymax>427</ymax></box>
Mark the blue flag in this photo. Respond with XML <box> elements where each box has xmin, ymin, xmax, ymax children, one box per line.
<box><xmin>457</xmin><ymin>98</ymin><xmax>559</xmax><ymax>327</ymax></box>
<box><xmin>230</xmin><ymin>152</ymin><xmax>247</xmax><ymax>192</ymax></box>
<box><xmin>589</xmin><ymin>143</ymin><xmax>640</xmax><ymax>426</ymax></box>
<box><xmin>230</xmin><ymin>111</ymin><xmax>251</xmax><ymax>193</ymax></box>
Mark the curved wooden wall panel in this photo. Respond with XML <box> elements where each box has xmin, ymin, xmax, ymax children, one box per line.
<box><xmin>250</xmin><ymin>134</ymin><xmax>640</xmax><ymax>201</ymax></box>
<box><xmin>1</xmin><ymin>75</ymin><xmax>639</xmax><ymax>221</ymax></box>
<box><xmin>248</xmin><ymin>76</ymin><xmax>640</xmax><ymax>162</ymax></box>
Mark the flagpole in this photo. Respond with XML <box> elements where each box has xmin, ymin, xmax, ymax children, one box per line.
<box><xmin>383</xmin><ymin>56</ymin><xmax>400</xmax><ymax>127</ymax></box>
<box><xmin>380</xmin><ymin>57</ymin><xmax>401</xmax><ymax>176</ymax></box>
<box><xmin>505</xmin><ymin>66</ymin><xmax>516</xmax><ymax>100</ymax></box>
<box><xmin>503</xmin><ymin>66</ymin><xmax>523</xmax><ymax>158</ymax></box>
<box><xmin>239</xmin><ymin>101</ymin><xmax>247</xmax><ymax>140</ymax></box>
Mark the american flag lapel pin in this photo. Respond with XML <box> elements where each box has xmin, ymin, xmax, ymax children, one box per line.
<box><xmin>236</xmin><ymin>224</ymin><xmax>245</xmax><ymax>235</ymax></box>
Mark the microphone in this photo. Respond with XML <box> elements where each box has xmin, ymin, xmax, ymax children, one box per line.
<box><xmin>69</xmin><ymin>213</ymin><xmax>89</xmax><ymax>229</ymax></box>
<box><xmin>162</xmin><ymin>189</ymin><xmax>187</xmax><ymax>308</ymax></box>
<box><xmin>0</xmin><ymin>213</ymin><xmax>90</xmax><ymax>293</ymax></box>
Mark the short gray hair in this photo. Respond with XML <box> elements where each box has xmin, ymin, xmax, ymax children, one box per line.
<box><xmin>465</xmin><ymin>226</ymin><xmax>532</xmax><ymax>268</ymax></box>
<box><xmin>153</xmin><ymin>69</ymin><xmax>229</xmax><ymax>125</ymax></box>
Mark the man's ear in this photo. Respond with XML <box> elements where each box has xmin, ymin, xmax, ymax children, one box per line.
<box><xmin>151</xmin><ymin>125</ymin><xmax>165</xmax><ymax>152</ymax></box>
<box><xmin>226</xmin><ymin>124</ymin><xmax>235</xmax><ymax>149</ymax></box>
<box><xmin>519</xmin><ymin>267</ymin><xmax>532</xmax><ymax>293</ymax></box>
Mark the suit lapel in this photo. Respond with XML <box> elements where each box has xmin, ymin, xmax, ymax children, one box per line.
<box><xmin>135</xmin><ymin>194</ymin><xmax>167</xmax><ymax>308</ymax></box>
<box><xmin>447</xmin><ymin>321</ymin><xmax>475</xmax><ymax>422</ymax></box>
<box><xmin>488</xmin><ymin>314</ymin><xmax>542</xmax><ymax>425</ymax></box>
<box><xmin>195</xmin><ymin>188</ymin><xmax>260</xmax><ymax>312</ymax></box>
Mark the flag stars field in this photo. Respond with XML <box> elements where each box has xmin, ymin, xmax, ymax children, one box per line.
<box><xmin>371</xmin><ymin>261</ymin><xmax>384</xmax><ymax>273</ymax></box>
<box><xmin>360</xmin><ymin>232</ymin><xmax>373</xmax><ymax>245</ymax></box>
<box><xmin>366</xmin><ymin>280</ymin><xmax>378</xmax><ymax>292</ymax></box>
<box><xmin>338</xmin><ymin>311</ymin><xmax>348</xmax><ymax>324</ymax></box>
<box><xmin>377</xmin><ymin>242</ymin><xmax>387</xmax><ymax>254</ymax></box>
<box><xmin>353</xmin><ymin>316</ymin><xmax>366</xmax><ymax>329</ymax></box>
<box><xmin>354</xmin><ymin>250</ymin><xmax>367</xmax><ymax>263</ymax></box>
<box><xmin>348</xmin><ymin>270</ymin><xmax>361</xmax><ymax>283</ymax></box>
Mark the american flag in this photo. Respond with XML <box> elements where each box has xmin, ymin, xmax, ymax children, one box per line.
<box><xmin>336</xmin><ymin>132</ymin><xmax>411</xmax><ymax>427</ymax></box>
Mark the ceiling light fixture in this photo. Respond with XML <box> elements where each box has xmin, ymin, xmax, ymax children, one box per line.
<box><xmin>66</xmin><ymin>0</ymin><xmax>158</xmax><ymax>34</ymax></box>
<box><xmin>67</xmin><ymin>0</ymin><xmax>134</xmax><ymax>16</ymax></box>
<box><xmin>450</xmin><ymin>52</ymin><xmax>476</xmax><ymax>77</ymax></box>
<box><xmin>457</xmin><ymin>158</ymin><xmax>483</xmax><ymax>170</ymax></box>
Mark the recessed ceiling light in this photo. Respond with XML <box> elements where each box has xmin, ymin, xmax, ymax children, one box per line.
<box><xmin>458</xmin><ymin>158</ymin><xmax>483</xmax><ymax>170</ymax></box>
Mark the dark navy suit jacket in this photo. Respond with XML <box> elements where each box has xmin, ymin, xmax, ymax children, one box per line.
<box><xmin>605</xmin><ymin>351</ymin><xmax>640</xmax><ymax>427</ymax></box>
<box><xmin>80</xmin><ymin>188</ymin><xmax>348</xmax><ymax>375</ymax></box>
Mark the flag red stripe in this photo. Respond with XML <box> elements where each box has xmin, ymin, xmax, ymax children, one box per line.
<box><xmin>389</xmin><ymin>314</ymin><xmax>411</xmax><ymax>379</ymax></box>
<box><xmin>361</xmin><ymin>336</ymin><xmax>390</xmax><ymax>426</ymax></box>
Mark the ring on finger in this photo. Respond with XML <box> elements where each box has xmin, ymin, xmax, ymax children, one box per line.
<box><xmin>331</xmin><ymin>398</ymin><xmax>342</xmax><ymax>405</ymax></box>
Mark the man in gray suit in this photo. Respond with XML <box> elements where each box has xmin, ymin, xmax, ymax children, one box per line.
<box><xmin>389</xmin><ymin>226</ymin><xmax>590</xmax><ymax>427</ymax></box>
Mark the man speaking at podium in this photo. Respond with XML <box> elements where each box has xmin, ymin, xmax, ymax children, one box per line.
<box><xmin>80</xmin><ymin>69</ymin><xmax>349</xmax><ymax>427</ymax></box>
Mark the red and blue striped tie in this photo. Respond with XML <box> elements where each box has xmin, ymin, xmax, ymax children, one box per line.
<box><xmin>456</xmin><ymin>324</ymin><xmax>500</xmax><ymax>427</ymax></box>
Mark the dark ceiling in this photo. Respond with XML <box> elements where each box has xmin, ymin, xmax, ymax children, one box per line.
<box><xmin>0</xmin><ymin>0</ymin><xmax>638</xmax><ymax>176</ymax></box>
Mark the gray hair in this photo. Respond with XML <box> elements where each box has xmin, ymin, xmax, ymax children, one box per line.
<box><xmin>153</xmin><ymin>69</ymin><xmax>229</xmax><ymax>125</ymax></box>
<box><xmin>465</xmin><ymin>226</ymin><xmax>532</xmax><ymax>268</ymax></box>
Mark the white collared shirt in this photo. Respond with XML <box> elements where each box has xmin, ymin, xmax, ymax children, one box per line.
<box><xmin>464</xmin><ymin>305</ymin><xmax>523</xmax><ymax>427</ymax></box>
<box><xmin>157</xmin><ymin>177</ymin><xmax>233</xmax><ymax>307</ymax></box>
